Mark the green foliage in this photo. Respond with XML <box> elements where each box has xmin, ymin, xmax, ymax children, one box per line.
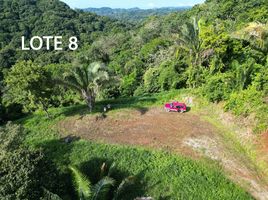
<box><xmin>0</xmin><ymin>148</ymin><xmax>61</xmax><ymax>200</ymax></box>
<box><xmin>92</xmin><ymin>177</ymin><xmax>115</xmax><ymax>200</ymax></box>
<box><xmin>224</xmin><ymin>86</ymin><xmax>268</xmax><ymax>132</ymax></box>
<box><xmin>202</xmin><ymin>73</ymin><xmax>232</xmax><ymax>102</ymax></box>
<box><xmin>41</xmin><ymin>189</ymin><xmax>63</xmax><ymax>200</ymax></box>
<box><xmin>199</xmin><ymin>21</ymin><xmax>229</xmax><ymax>57</ymax></box>
<box><xmin>143</xmin><ymin>67</ymin><xmax>161</xmax><ymax>93</ymax></box>
<box><xmin>1</xmin><ymin>0</ymin><xmax>268</xmax><ymax>132</ymax></box>
<box><xmin>70</xmin><ymin>166</ymin><xmax>92</xmax><ymax>200</ymax></box>
<box><xmin>140</xmin><ymin>38</ymin><xmax>171</xmax><ymax>62</ymax></box>
<box><xmin>4</xmin><ymin>61</ymin><xmax>54</xmax><ymax>115</ymax></box>
<box><xmin>120</xmin><ymin>71</ymin><xmax>139</xmax><ymax>96</ymax></box>
<box><xmin>233</xmin><ymin>22</ymin><xmax>268</xmax><ymax>53</ymax></box>
<box><xmin>84</xmin><ymin>7</ymin><xmax>190</xmax><ymax>23</ymax></box>
<box><xmin>59</xmin><ymin>62</ymin><xmax>111</xmax><ymax>111</ymax></box>
<box><xmin>0</xmin><ymin>122</ymin><xmax>63</xmax><ymax>200</ymax></box>
<box><xmin>0</xmin><ymin>0</ymin><xmax>127</xmax><ymax>70</ymax></box>
<box><xmin>0</xmin><ymin>148</ymin><xmax>43</xmax><ymax>199</ymax></box>
<box><xmin>70</xmin><ymin>163</ymin><xmax>136</xmax><ymax>200</ymax></box>
<box><xmin>231</xmin><ymin>58</ymin><xmax>261</xmax><ymax>91</ymax></box>
<box><xmin>252</xmin><ymin>63</ymin><xmax>268</xmax><ymax>95</ymax></box>
<box><xmin>0</xmin><ymin>122</ymin><xmax>24</xmax><ymax>157</ymax></box>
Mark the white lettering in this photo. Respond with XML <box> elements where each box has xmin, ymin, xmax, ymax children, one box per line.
<box><xmin>54</xmin><ymin>36</ymin><xmax>63</xmax><ymax>50</ymax></box>
<box><xmin>43</xmin><ymin>36</ymin><xmax>54</xmax><ymax>50</ymax></box>
<box><xmin>21</xmin><ymin>36</ymin><xmax>30</xmax><ymax>50</ymax></box>
<box><xmin>30</xmin><ymin>36</ymin><xmax>43</xmax><ymax>50</ymax></box>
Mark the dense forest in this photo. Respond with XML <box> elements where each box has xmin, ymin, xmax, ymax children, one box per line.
<box><xmin>0</xmin><ymin>0</ymin><xmax>268</xmax><ymax>199</ymax></box>
<box><xmin>1</xmin><ymin>0</ymin><xmax>267</xmax><ymax>132</ymax></box>
<box><xmin>84</xmin><ymin>7</ymin><xmax>191</xmax><ymax>22</ymax></box>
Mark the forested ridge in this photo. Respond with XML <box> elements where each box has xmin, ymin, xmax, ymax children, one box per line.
<box><xmin>83</xmin><ymin>7</ymin><xmax>191</xmax><ymax>22</ymax></box>
<box><xmin>0</xmin><ymin>0</ymin><xmax>267</xmax><ymax>133</ymax></box>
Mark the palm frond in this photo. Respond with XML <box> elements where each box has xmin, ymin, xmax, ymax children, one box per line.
<box><xmin>113</xmin><ymin>176</ymin><xmax>136</xmax><ymax>200</ymax></box>
<box><xmin>74</xmin><ymin>67</ymin><xmax>88</xmax><ymax>90</ymax></box>
<box><xmin>107</xmin><ymin>162</ymin><xmax>116</xmax><ymax>177</ymax></box>
<box><xmin>55</xmin><ymin>78</ymin><xmax>81</xmax><ymax>93</ymax></box>
<box><xmin>69</xmin><ymin>166</ymin><xmax>92</xmax><ymax>200</ymax></box>
<box><xmin>92</xmin><ymin>177</ymin><xmax>115</xmax><ymax>200</ymax></box>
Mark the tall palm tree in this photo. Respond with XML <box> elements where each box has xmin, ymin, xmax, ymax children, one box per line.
<box><xmin>70</xmin><ymin>163</ymin><xmax>135</xmax><ymax>200</ymax></box>
<box><xmin>175</xmin><ymin>17</ymin><xmax>204</xmax><ymax>88</ymax></box>
<box><xmin>60</xmin><ymin>62</ymin><xmax>110</xmax><ymax>112</ymax></box>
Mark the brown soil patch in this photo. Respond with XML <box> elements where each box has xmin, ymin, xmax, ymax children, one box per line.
<box><xmin>57</xmin><ymin>107</ymin><xmax>268</xmax><ymax>200</ymax></box>
<box><xmin>58</xmin><ymin>107</ymin><xmax>217</xmax><ymax>157</ymax></box>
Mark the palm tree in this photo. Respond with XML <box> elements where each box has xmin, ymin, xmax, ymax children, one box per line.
<box><xmin>60</xmin><ymin>62</ymin><xmax>110</xmax><ymax>112</ymax></box>
<box><xmin>176</xmin><ymin>17</ymin><xmax>203</xmax><ymax>67</ymax></box>
<box><xmin>70</xmin><ymin>163</ymin><xmax>135</xmax><ymax>200</ymax></box>
<box><xmin>175</xmin><ymin>17</ymin><xmax>204</xmax><ymax>88</ymax></box>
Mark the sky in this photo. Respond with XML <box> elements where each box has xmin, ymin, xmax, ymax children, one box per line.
<box><xmin>61</xmin><ymin>0</ymin><xmax>205</xmax><ymax>9</ymax></box>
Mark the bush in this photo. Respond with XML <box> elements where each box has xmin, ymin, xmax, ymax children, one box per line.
<box><xmin>120</xmin><ymin>71</ymin><xmax>139</xmax><ymax>96</ymax></box>
<box><xmin>0</xmin><ymin>123</ymin><xmax>63</xmax><ymax>199</ymax></box>
<box><xmin>0</xmin><ymin>148</ymin><xmax>60</xmax><ymax>200</ymax></box>
<box><xmin>224</xmin><ymin>86</ymin><xmax>268</xmax><ymax>133</ymax></box>
<box><xmin>224</xmin><ymin>86</ymin><xmax>263</xmax><ymax>116</ymax></box>
<box><xmin>202</xmin><ymin>73</ymin><xmax>232</xmax><ymax>102</ymax></box>
<box><xmin>158</xmin><ymin>60</ymin><xmax>186</xmax><ymax>91</ymax></box>
<box><xmin>143</xmin><ymin>67</ymin><xmax>161</xmax><ymax>93</ymax></box>
<box><xmin>0</xmin><ymin>122</ymin><xmax>24</xmax><ymax>157</ymax></box>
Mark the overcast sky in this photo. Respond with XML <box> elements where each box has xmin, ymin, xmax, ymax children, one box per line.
<box><xmin>61</xmin><ymin>0</ymin><xmax>205</xmax><ymax>9</ymax></box>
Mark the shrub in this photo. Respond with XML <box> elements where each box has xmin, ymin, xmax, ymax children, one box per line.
<box><xmin>0</xmin><ymin>148</ymin><xmax>62</xmax><ymax>200</ymax></box>
<box><xmin>202</xmin><ymin>73</ymin><xmax>232</xmax><ymax>102</ymax></box>
<box><xmin>224</xmin><ymin>86</ymin><xmax>268</xmax><ymax>133</ymax></box>
<box><xmin>158</xmin><ymin>60</ymin><xmax>186</xmax><ymax>91</ymax></box>
<box><xmin>0</xmin><ymin>122</ymin><xmax>24</xmax><ymax>157</ymax></box>
<box><xmin>0</xmin><ymin>123</ymin><xmax>62</xmax><ymax>199</ymax></box>
<box><xmin>120</xmin><ymin>71</ymin><xmax>139</xmax><ymax>96</ymax></box>
<box><xmin>143</xmin><ymin>67</ymin><xmax>161</xmax><ymax>93</ymax></box>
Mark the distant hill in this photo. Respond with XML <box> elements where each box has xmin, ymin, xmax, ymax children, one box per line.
<box><xmin>83</xmin><ymin>7</ymin><xmax>191</xmax><ymax>22</ymax></box>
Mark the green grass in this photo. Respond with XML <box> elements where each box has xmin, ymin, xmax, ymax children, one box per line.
<box><xmin>17</xmin><ymin>90</ymin><xmax>254</xmax><ymax>200</ymax></box>
<box><xmin>191</xmin><ymin>95</ymin><xmax>268</xmax><ymax>181</ymax></box>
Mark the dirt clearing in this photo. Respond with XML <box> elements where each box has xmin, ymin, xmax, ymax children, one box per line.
<box><xmin>58</xmin><ymin>107</ymin><xmax>268</xmax><ymax>200</ymax></box>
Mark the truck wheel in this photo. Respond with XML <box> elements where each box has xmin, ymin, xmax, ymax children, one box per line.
<box><xmin>165</xmin><ymin>108</ymin><xmax>170</xmax><ymax>112</ymax></box>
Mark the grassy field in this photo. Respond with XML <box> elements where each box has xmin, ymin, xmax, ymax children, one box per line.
<box><xmin>18</xmin><ymin>89</ymin><xmax>255</xmax><ymax>199</ymax></box>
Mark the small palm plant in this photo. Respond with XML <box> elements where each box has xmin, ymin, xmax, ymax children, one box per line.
<box><xmin>59</xmin><ymin>62</ymin><xmax>111</xmax><ymax>112</ymax></box>
<box><xmin>70</xmin><ymin>163</ymin><xmax>135</xmax><ymax>200</ymax></box>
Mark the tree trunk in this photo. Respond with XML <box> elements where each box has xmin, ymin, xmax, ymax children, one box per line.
<box><xmin>82</xmin><ymin>90</ymin><xmax>95</xmax><ymax>112</ymax></box>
